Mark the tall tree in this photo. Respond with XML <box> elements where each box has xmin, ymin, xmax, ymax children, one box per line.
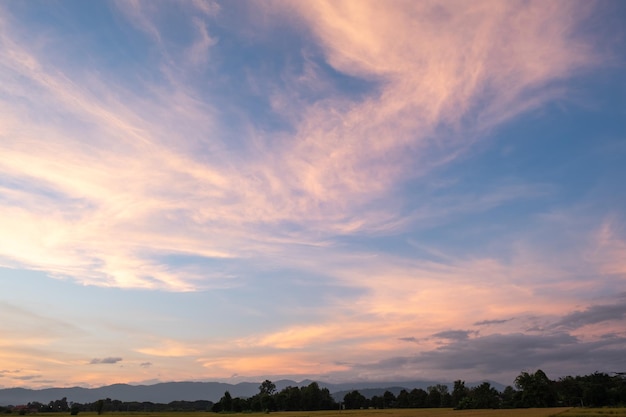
<box><xmin>95</xmin><ymin>400</ymin><xmax>104</xmax><ymax>415</ymax></box>
<box><xmin>301</xmin><ymin>382</ymin><xmax>322</xmax><ymax>410</ymax></box>
<box><xmin>472</xmin><ymin>382</ymin><xmax>500</xmax><ymax>409</ymax></box>
<box><xmin>396</xmin><ymin>389</ymin><xmax>410</xmax><ymax>408</ymax></box>
<box><xmin>515</xmin><ymin>369</ymin><xmax>555</xmax><ymax>407</ymax></box>
<box><xmin>220</xmin><ymin>391</ymin><xmax>233</xmax><ymax>412</ymax></box>
<box><xmin>500</xmin><ymin>386</ymin><xmax>518</xmax><ymax>408</ymax></box>
<box><xmin>451</xmin><ymin>380</ymin><xmax>469</xmax><ymax>408</ymax></box>
<box><xmin>343</xmin><ymin>390</ymin><xmax>367</xmax><ymax>409</ymax></box>
<box><xmin>426</xmin><ymin>386</ymin><xmax>441</xmax><ymax>408</ymax></box>
<box><xmin>383</xmin><ymin>390</ymin><xmax>396</xmax><ymax>408</ymax></box>
<box><xmin>408</xmin><ymin>388</ymin><xmax>428</xmax><ymax>408</ymax></box>
<box><xmin>259</xmin><ymin>380</ymin><xmax>276</xmax><ymax>396</ymax></box>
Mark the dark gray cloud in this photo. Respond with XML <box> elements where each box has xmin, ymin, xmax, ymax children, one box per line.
<box><xmin>333</xmin><ymin>299</ymin><xmax>626</xmax><ymax>383</ymax></box>
<box><xmin>474</xmin><ymin>319</ymin><xmax>512</xmax><ymax>326</ymax></box>
<box><xmin>0</xmin><ymin>369</ymin><xmax>24</xmax><ymax>379</ymax></box>
<box><xmin>334</xmin><ymin>361</ymin><xmax>355</xmax><ymax>367</ymax></box>
<box><xmin>352</xmin><ymin>331</ymin><xmax>626</xmax><ymax>383</ymax></box>
<box><xmin>14</xmin><ymin>375</ymin><xmax>42</xmax><ymax>381</ymax></box>
<box><xmin>90</xmin><ymin>357</ymin><xmax>123</xmax><ymax>364</ymax></box>
<box><xmin>420</xmin><ymin>332</ymin><xmax>582</xmax><ymax>372</ymax></box>
<box><xmin>399</xmin><ymin>337</ymin><xmax>418</xmax><ymax>343</ymax></box>
<box><xmin>552</xmin><ymin>301</ymin><xmax>626</xmax><ymax>330</ymax></box>
<box><xmin>432</xmin><ymin>330</ymin><xmax>474</xmax><ymax>341</ymax></box>
<box><xmin>140</xmin><ymin>362</ymin><xmax>152</xmax><ymax>368</ymax></box>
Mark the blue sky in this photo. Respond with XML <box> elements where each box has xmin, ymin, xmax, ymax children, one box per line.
<box><xmin>1</xmin><ymin>0</ymin><xmax>625</xmax><ymax>389</ymax></box>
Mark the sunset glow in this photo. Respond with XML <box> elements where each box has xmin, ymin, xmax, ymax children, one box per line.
<box><xmin>1</xmin><ymin>0</ymin><xmax>625</xmax><ymax>389</ymax></box>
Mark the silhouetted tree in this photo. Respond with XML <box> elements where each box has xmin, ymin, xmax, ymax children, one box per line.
<box><xmin>426</xmin><ymin>386</ymin><xmax>441</xmax><ymax>407</ymax></box>
<box><xmin>259</xmin><ymin>380</ymin><xmax>276</xmax><ymax>396</ymax></box>
<box><xmin>396</xmin><ymin>389</ymin><xmax>410</xmax><ymax>408</ymax></box>
<box><xmin>515</xmin><ymin>369</ymin><xmax>555</xmax><ymax>407</ymax></box>
<box><xmin>277</xmin><ymin>386</ymin><xmax>302</xmax><ymax>411</ymax></box>
<box><xmin>95</xmin><ymin>400</ymin><xmax>104</xmax><ymax>415</ymax></box>
<box><xmin>409</xmin><ymin>388</ymin><xmax>428</xmax><ymax>407</ymax></box>
<box><xmin>451</xmin><ymin>380</ymin><xmax>469</xmax><ymax>408</ymax></box>
<box><xmin>382</xmin><ymin>390</ymin><xmax>396</xmax><ymax>408</ymax></box>
<box><xmin>343</xmin><ymin>390</ymin><xmax>366</xmax><ymax>409</ymax></box>
<box><xmin>500</xmin><ymin>385</ymin><xmax>518</xmax><ymax>408</ymax></box>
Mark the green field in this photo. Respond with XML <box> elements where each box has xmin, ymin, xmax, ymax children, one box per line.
<box><xmin>260</xmin><ymin>409</ymin><xmax>574</xmax><ymax>417</ymax></box>
<box><xmin>558</xmin><ymin>409</ymin><xmax>626</xmax><ymax>417</ymax></box>
<box><xmin>40</xmin><ymin>409</ymin><xmax>626</xmax><ymax>417</ymax></box>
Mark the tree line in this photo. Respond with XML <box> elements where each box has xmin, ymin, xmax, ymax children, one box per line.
<box><xmin>355</xmin><ymin>370</ymin><xmax>626</xmax><ymax>410</ymax></box>
<box><xmin>1</xmin><ymin>398</ymin><xmax>213</xmax><ymax>415</ymax></box>
<box><xmin>1</xmin><ymin>370</ymin><xmax>624</xmax><ymax>414</ymax></box>
<box><xmin>212</xmin><ymin>371</ymin><xmax>626</xmax><ymax>412</ymax></box>
<box><xmin>211</xmin><ymin>380</ymin><xmax>336</xmax><ymax>412</ymax></box>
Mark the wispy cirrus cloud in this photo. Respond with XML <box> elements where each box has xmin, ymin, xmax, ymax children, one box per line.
<box><xmin>0</xmin><ymin>0</ymin><xmax>608</xmax><ymax>293</ymax></box>
<box><xmin>432</xmin><ymin>330</ymin><xmax>476</xmax><ymax>341</ymax></box>
<box><xmin>13</xmin><ymin>374</ymin><xmax>43</xmax><ymax>381</ymax></box>
<box><xmin>474</xmin><ymin>319</ymin><xmax>513</xmax><ymax>326</ymax></box>
<box><xmin>136</xmin><ymin>340</ymin><xmax>201</xmax><ymax>357</ymax></box>
<box><xmin>0</xmin><ymin>0</ymin><xmax>624</xmax><ymax>388</ymax></box>
<box><xmin>255</xmin><ymin>0</ymin><xmax>601</xmax><ymax>208</ymax></box>
<box><xmin>90</xmin><ymin>357</ymin><xmax>123</xmax><ymax>365</ymax></box>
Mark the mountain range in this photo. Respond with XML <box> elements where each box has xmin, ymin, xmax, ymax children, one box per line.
<box><xmin>0</xmin><ymin>379</ymin><xmax>507</xmax><ymax>406</ymax></box>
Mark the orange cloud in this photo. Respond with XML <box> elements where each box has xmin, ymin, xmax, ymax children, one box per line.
<box><xmin>136</xmin><ymin>340</ymin><xmax>201</xmax><ymax>357</ymax></box>
<box><xmin>200</xmin><ymin>352</ymin><xmax>348</xmax><ymax>378</ymax></box>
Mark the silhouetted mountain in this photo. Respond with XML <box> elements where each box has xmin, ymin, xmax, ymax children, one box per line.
<box><xmin>0</xmin><ymin>379</ymin><xmax>506</xmax><ymax>406</ymax></box>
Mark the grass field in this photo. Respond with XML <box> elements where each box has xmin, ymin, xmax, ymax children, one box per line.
<box><xmin>30</xmin><ymin>409</ymin><xmax>626</xmax><ymax>417</ymax></box>
<box><xmin>558</xmin><ymin>408</ymin><xmax>626</xmax><ymax>417</ymax></box>
<box><xmin>48</xmin><ymin>409</ymin><xmax>625</xmax><ymax>417</ymax></box>
<box><xmin>263</xmin><ymin>409</ymin><xmax>574</xmax><ymax>417</ymax></box>
<box><xmin>260</xmin><ymin>409</ymin><xmax>574</xmax><ymax>417</ymax></box>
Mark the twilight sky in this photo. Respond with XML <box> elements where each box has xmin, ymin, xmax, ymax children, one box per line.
<box><xmin>1</xmin><ymin>0</ymin><xmax>626</xmax><ymax>389</ymax></box>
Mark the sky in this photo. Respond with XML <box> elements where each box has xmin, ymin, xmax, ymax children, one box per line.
<box><xmin>1</xmin><ymin>0</ymin><xmax>626</xmax><ymax>390</ymax></box>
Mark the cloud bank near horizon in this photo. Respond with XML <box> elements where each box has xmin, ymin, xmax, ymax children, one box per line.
<box><xmin>0</xmin><ymin>0</ymin><xmax>625</xmax><ymax>388</ymax></box>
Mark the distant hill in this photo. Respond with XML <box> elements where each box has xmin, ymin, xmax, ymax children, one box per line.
<box><xmin>0</xmin><ymin>379</ymin><xmax>506</xmax><ymax>406</ymax></box>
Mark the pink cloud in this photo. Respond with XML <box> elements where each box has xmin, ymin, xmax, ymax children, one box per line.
<box><xmin>259</xmin><ymin>0</ymin><xmax>600</xmax><ymax>207</ymax></box>
<box><xmin>1</xmin><ymin>0</ymin><xmax>606</xmax><ymax>293</ymax></box>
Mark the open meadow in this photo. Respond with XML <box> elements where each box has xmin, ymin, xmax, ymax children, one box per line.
<box><xmin>40</xmin><ymin>409</ymin><xmax>626</xmax><ymax>417</ymax></box>
<box><xmin>265</xmin><ymin>409</ymin><xmax>625</xmax><ymax>417</ymax></box>
<box><xmin>557</xmin><ymin>409</ymin><xmax>626</xmax><ymax>417</ymax></box>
